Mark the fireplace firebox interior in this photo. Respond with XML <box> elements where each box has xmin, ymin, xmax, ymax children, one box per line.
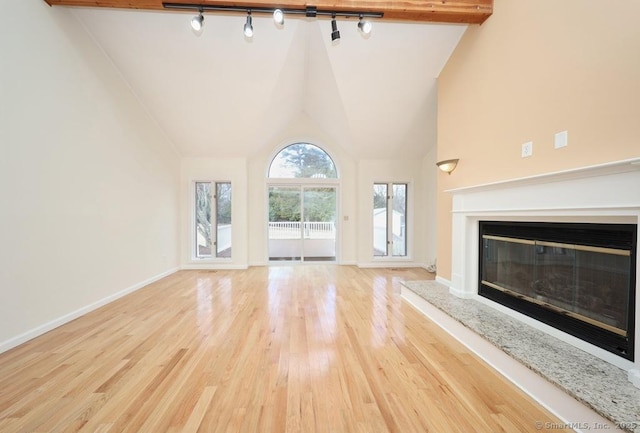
<box><xmin>479</xmin><ymin>221</ymin><xmax>637</xmax><ymax>360</ymax></box>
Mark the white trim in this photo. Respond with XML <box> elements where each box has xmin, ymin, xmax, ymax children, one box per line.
<box><xmin>0</xmin><ymin>267</ymin><xmax>179</xmax><ymax>354</ymax></box>
<box><xmin>264</xmin><ymin>140</ymin><xmax>343</xmax><ymax>265</ymax></box>
<box><xmin>265</xmin><ymin>140</ymin><xmax>342</xmax><ymax>180</ymax></box>
<box><xmin>266</xmin><ymin>178</ymin><xmax>340</xmax><ymax>186</ymax></box>
<box><xmin>357</xmin><ymin>261</ymin><xmax>422</xmax><ymax>269</ymax></box>
<box><xmin>371</xmin><ymin>181</ymin><xmax>412</xmax><ymax>261</ymax></box>
<box><xmin>447</xmin><ymin>159</ymin><xmax>640</xmax><ymax>383</ymax></box>
<box><xmin>401</xmin><ymin>287</ymin><xmax>616</xmax><ymax>433</ymax></box>
<box><xmin>265</xmin><ymin>184</ymin><xmax>340</xmax><ymax>264</ymax></box>
<box><xmin>191</xmin><ymin>179</ymin><xmax>234</xmax><ymax>262</ymax></box>
<box><xmin>435</xmin><ymin>275</ymin><xmax>452</xmax><ymax>287</ymax></box>
<box><xmin>446</xmin><ymin>157</ymin><xmax>640</xmax><ymax>195</ymax></box>
<box><xmin>181</xmin><ymin>263</ymin><xmax>248</xmax><ymax>270</ymax></box>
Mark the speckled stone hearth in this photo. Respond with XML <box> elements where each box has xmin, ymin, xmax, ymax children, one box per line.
<box><xmin>402</xmin><ymin>280</ymin><xmax>640</xmax><ymax>433</ymax></box>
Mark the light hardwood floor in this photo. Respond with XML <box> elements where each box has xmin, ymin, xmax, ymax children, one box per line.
<box><xmin>0</xmin><ymin>266</ymin><xmax>569</xmax><ymax>432</ymax></box>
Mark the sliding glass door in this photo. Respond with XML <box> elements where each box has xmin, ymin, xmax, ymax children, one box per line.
<box><xmin>268</xmin><ymin>186</ymin><xmax>303</xmax><ymax>261</ymax></box>
<box><xmin>302</xmin><ymin>187</ymin><xmax>336</xmax><ymax>261</ymax></box>
<box><xmin>268</xmin><ymin>185</ymin><xmax>336</xmax><ymax>262</ymax></box>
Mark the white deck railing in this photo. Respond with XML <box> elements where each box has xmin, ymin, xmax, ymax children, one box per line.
<box><xmin>268</xmin><ymin>221</ymin><xmax>335</xmax><ymax>239</ymax></box>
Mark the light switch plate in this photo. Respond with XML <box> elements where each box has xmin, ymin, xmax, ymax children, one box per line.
<box><xmin>555</xmin><ymin>130</ymin><xmax>568</xmax><ymax>149</ymax></box>
<box><xmin>522</xmin><ymin>141</ymin><xmax>533</xmax><ymax>158</ymax></box>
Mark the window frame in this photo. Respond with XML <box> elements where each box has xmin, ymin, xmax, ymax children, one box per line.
<box><xmin>372</xmin><ymin>181</ymin><xmax>410</xmax><ymax>260</ymax></box>
<box><xmin>268</xmin><ymin>142</ymin><xmax>338</xmax><ymax>179</ymax></box>
<box><xmin>193</xmin><ymin>180</ymin><xmax>232</xmax><ymax>260</ymax></box>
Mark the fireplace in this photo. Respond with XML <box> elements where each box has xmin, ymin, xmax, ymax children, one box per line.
<box><xmin>479</xmin><ymin>221</ymin><xmax>637</xmax><ymax>360</ymax></box>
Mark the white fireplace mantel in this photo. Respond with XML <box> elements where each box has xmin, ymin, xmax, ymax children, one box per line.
<box><xmin>446</xmin><ymin>157</ymin><xmax>640</xmax><ymax>378</ymax></box>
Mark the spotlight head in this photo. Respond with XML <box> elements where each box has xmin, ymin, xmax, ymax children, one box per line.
<box><xmin>244</xmin><ymin>11</ymin><xmax>253</xmax><ymax>38</ymax></box>
<box><xmin>330</xmin><ymin>15</ymin><xmax>340</xmax><ymax>42</ymax></box>
<box><xmin>358</xmin><ymin>16</ymin><xmax>372</xmax><ymax>35</ymax></box>
<box><xmin>273</xmin><ymin>9</ymin><xmax>284</xmax><ymax>26</ymax></box>
<box><xmin>191</xmin><ymin>12</ymin><xmax>204</xmax><ymax>32</ymax></box>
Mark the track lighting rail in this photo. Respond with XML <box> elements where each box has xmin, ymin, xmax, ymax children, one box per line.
<box><xmin>162</xmin><ymin>3</ymin><xmax>384</xmax><ymax>19</ymax></box>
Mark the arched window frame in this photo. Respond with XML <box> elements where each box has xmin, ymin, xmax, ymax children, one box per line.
<box><xmin>267</xmin><ymin>142</ymin><xmax>339</xmax><ymax>182</ymax></box>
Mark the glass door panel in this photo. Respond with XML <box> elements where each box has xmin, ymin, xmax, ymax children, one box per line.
<box><xmin>302</xmin><ymin>187</ymin><xmax>336</xmax><ymax>261</ymax></box>
<box><xmin>268</xmin><ymin>186</ymin><xmax>302</xmax><ymax>261</ymax></box>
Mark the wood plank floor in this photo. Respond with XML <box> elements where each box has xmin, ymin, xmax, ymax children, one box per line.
<box><xmin>0</xmin><ymin>266</ymin><xmax>570</xmax><ymax>432</ymax></box>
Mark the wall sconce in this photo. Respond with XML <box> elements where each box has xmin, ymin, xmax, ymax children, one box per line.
<box><xmin>436</xmin><ymin>158</ymin><xmax>459</xmax><ymax>175</ymax></box>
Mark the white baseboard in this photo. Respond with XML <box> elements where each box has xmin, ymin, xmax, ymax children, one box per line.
<box><xmin>629</xmin><ymin>369</ymin><xmax>640</xmax><ymax>389</ymax></box>
<box><xmin>357</xmin><ymin>261</ymin><xmax>422</xmax><ymax>269</ymax></box>
<box><xmin>435</xmin><ymin>275</ymin><xmax>452</xmax><ymax>287</ymax></box>
<box><xmin>0</xmin><ymin>267</ymin><xmax>179</xmax><ymax>354</ymax></box>
<box><xmin>250</xmin><ymin>261</ymin><xmax>358</xmax><ymax>267</ymax></box>
<box><xmin>181</xmin><ymin>263</ymin><xmax>249</xmax><ymax>270</ymax></box>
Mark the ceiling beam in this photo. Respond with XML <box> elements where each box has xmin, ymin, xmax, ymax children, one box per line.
<box><xmin>43</xmin><ymin>0</ymin><xmax>493</xmax><ymax>24</ymax></box>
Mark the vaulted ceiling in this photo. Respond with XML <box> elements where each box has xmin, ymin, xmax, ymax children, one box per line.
<box><xmin>50</xmin><ymin>2</ymin><xmax>490</xmax><ymax>158</ymax></box>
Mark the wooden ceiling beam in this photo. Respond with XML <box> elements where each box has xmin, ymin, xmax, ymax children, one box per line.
<box><xmin>43</xmin><ymin>0</ymin><xmax>493</xmax><ymax>24</ymax></box>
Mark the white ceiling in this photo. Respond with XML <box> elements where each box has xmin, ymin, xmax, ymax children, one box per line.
<box><xmin>72</xmin><ymin>8</ymin><xmax>466</xmax><ymax>159</ymax></box>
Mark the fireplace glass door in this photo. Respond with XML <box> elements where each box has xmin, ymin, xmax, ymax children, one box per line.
<box><xmin>482</xmin><ymin>235</ymin><xmax>631</xmax><ymax>335</ymax></box>
<box><xmin>479</xmin><ymin>221</ymin><xmax>636</xmax><ymax>360</ymax></box>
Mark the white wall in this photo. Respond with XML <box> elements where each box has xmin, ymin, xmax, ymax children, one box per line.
<box><xmin>0</xmin><ymin>1</ymin><xmax>180</xmax><ymax>351</ymax></box>
<box><xmin>180</xmin><ymin>158</ymin><xmax>248</xmax><ymax>268</ymax></box>
<box><xmin>421</xmin><ymin>145</ymin><xmax>439</xmax><ymax>269</ymax></box>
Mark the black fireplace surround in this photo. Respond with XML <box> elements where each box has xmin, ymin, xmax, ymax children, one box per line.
<box><xmin>479</xmin><ymin>221</ymin><xmax>637</xmax><ymax>360</ymax></box>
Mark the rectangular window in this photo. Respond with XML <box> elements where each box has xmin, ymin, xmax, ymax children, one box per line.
<box><xmin>392</xmin><ymin>183</ymin><xmax>407</xmax><ymax>256</ymax></box>
<box><xmin>195</xmin><ymin>181</ymin><xmax>232</xmax><ymax>259</ymax></box>
<box><xmin>373</xmin><ymin>183</ymin><xmax>407</xmax><ymax>257</ymax></box>
<box><xmin>215</xmin><ymin>182</ymin><xmax>232</xmax><ymax>258</ymax></box>
<box><xmin>195</xmin><ymin>182</ymin><xmax>212</xmax><ymax>258</ymax></box>
<box><xmin>373</xmin><ymin>184</ymin><xmax>388</xmax><ymax>256</ymax></box>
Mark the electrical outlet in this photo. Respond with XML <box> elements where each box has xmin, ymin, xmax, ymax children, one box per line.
<box><xmin>522</xmin><ymin>141</ymin><xmax>533</xmax><ymax>158</ymax></box>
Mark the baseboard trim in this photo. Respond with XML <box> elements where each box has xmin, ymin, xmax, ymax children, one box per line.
<box><xmin>357</xmin><ymin>261</ymin><xmax>422</xmax><ymax>269</ymax></box>
<box><xmin>0</xmin><ymin>267</ymin><xmax>179</xmax><ymax>354</ymax></box>
<box><xmin>181</xmin><ymin>263</ymin><xmax>249</xmax><ymax>270</ymax></box>
<box><xmin>435</xmin><ymin>275</ymin><xmax>452</xmax><ymax>287</ymax></box>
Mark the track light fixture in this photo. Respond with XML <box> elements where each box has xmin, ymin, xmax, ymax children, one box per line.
<box><xmin>273</xmin><ymin>9</ymin><xmax>284</xmax><ymax>26</ymax></box>
<box><xmin>163</xmin><ymin>3</ymin><xmax>384</xmax><ymax>41</ymax></box>
<box><xmin>358</xmin><ymin>14</ymin><xmax>372</xmax><ymax>35</ymax></box>
<box><xmin>243</xmin><ymin>10</ymin><xmax>254</xmax><ymax>38</ymax></box>
<box><xmin>190</xmin><ymin>8</ymin><xmax>204</xmax><ymax>32</ymax></box>
<box><xmin>330</xmin><ymin>13</ymin><xmax>340</xmax><ymax>43</ymax></box>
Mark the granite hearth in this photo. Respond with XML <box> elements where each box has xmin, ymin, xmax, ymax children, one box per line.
<box><xmin>402</xmin><ymin>279</ymin><xmax>640</xmax><ymax>433</ymax></box>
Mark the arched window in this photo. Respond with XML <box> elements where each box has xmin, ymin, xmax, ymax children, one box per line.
<box><xmin>268</xmin><ymin>143</ymin><xmax>338</xmax><ymax>179</ymax></box>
